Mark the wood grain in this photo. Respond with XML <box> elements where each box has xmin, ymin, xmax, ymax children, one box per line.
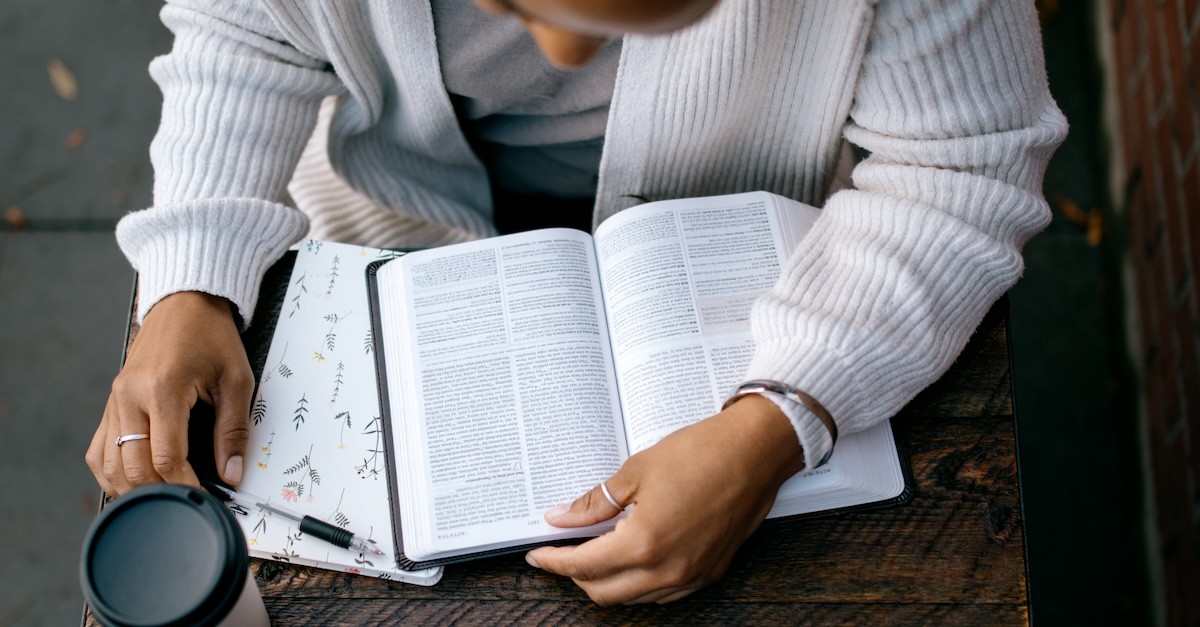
<box><xmin>93</xmin><ymin>253</ymin><xmax>1027</xmax><ymax>626</ymax></box>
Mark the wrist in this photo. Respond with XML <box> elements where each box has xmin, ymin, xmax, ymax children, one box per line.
<box><xmin>143</xmin><ymin>292</ymin><xmax>240</xmax><ymax>333</ymax></box>
<box><xmin>716</xmin><ymin>394</ymin><xmax>806</xmax><ymax>487</ymax></box>
<box><xmin>147</xmin><ymin>291</ymin><xmax>235</xmax><ymax>317</ymax></box>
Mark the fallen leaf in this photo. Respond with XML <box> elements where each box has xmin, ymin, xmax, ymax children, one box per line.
<box><xmin>67</xmin><ymin>128</ymin><xmax>88</xmax><ymax>149</ymax></box>
<box><xmin>5</xmin><ymin>206</ymin><xmax>28</xmax><ymax>230</ymax></box>
<box><xmin>47</xmin><ymin>58</ymin><xmax>79</xmax><ymax>101</ymax></box>
<box><xmin>1036</xmin><ymin>0</ymin><xmax>1060</xmax><ymax>24</ymax></box>
<box><xmin>1086</xmin><ymin>209</ymin><xmax>1104</xmax><ymax>247</ymax></box>
<box><xmin>81</xmin><ymin>489</ymin><xmax>98</xmax><ymax>513</ymax></box>
<box><xmin>1055</xmin><ymin>196</ymin><xmax>1089</xmax><ymax>225</ymax></box>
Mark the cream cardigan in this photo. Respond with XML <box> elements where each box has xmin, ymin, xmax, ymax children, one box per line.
<box><xmin>116</xmin><ymin>0</ymin><xmax>1067</xmax><ymax>465</ymax></box>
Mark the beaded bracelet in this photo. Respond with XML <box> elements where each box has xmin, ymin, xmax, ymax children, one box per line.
<box><xmin>723</xmin><ymin>379</ymin><xmax>838</xmax><ymax>467</ymax></box>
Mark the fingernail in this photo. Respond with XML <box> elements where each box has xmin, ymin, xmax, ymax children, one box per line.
<box><xmin>545</xmin><ymin>504</ymin><xmax>569</xmax><ymax>521</ymax></box>
<box><xmin>525</xmin><ymin>553</ymin><xmax>541</xmax><ymax>568</ymax></box>
<box><xmin>224</xmin><ymin>455</ymin><xmax>243</xmax><ymax>485</ymax></box>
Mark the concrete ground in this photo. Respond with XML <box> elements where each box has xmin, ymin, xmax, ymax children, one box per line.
<box><xmin>0</xmin><ymin>1</ymin><xmax>1150</xmax><ymax>625</ymax></box>
<box><xmin>1</xmin><ymin>2</ymin><xmax>166</xmax><ymax>625</ymax></box>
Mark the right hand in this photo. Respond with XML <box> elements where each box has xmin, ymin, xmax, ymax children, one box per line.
<box><xmin>86</xmin><ymin>291</ymin><xmax>254</xmax><ymax>496</ymax></box>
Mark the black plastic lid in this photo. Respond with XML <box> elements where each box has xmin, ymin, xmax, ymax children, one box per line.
<box><xmin>80</xmin><ymin>484</ymin><xmax>249</xmax><ymax>627</ymax></box>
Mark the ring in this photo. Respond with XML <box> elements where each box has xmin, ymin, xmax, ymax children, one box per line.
<box><xmin>115</xmin><ymin>433</ymin><xmax>150</xmax><ymax>447</ymax></box>
<box><xmin>599</xmin><ymin>481</ymin><xmax>623</xmax><ymax>511</ymax></box>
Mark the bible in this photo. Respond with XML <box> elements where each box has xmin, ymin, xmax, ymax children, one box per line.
<box><xmin>368</xmin><ymin>191</ymin><xmax>913</xmax><ymax>570</ymax></box>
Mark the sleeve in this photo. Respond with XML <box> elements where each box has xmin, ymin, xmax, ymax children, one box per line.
<box><xmin>115</xmin><ymin>0</ymin><xmax>343</xmax><ymax>325</ymax></box>
<box><xmin>745</xmin><ymin>0</ymin><xmax>1068</xmax><ymax>466</ymax></box>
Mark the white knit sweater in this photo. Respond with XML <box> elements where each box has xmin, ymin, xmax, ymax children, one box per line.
<box><xmin>116</xmin><ymin>0</ymin><xmax>1067</xmax><ymax>466</ymax></box>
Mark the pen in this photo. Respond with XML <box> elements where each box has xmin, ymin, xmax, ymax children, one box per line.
<box><xmin>202</xmin><ymin>481</ymin><xmax>385</xmax><ymax>556</ymax></box>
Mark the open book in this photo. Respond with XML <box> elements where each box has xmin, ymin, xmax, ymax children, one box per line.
<box><xmin>369</xmin><ymin>191</ymin><xmax>912</xmax><ymax>570</ymax></box>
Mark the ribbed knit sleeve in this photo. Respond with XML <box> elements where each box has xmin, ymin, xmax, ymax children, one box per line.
<box><xmin>116</xmin><ymin>0</ymin><xmax>342</xmax><ymax>325</ymax></box>
<box><xmin>745</xmin><ymin>0</ymin><xmax>1067</xmax><ymax>466</ymax></box>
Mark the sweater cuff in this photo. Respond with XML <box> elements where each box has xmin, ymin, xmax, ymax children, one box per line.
<box><xmin>116</xmin><ymin>199</ymin><xmax>309</xmax><ymax>327</ymax></box>
<box><xmin>743</xmin><ymin>339</ymin><xmax>870</xmax><ymax>459</ymax></box>
<box><xmin>757</xmin><ymin>391</ymin><xmax>835</xmax><ymax>471</ymax></box>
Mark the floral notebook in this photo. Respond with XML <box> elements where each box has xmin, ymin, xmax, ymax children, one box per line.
<box><xmin>230</xmin><ymin>239</ymin><xmax>441</xmax><ymax>585</ymax></box>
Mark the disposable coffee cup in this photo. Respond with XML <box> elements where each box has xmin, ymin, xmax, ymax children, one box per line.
<box><xmin>81</xmin><ymin>483</ymin><xmax>270</xmax><ymax>626</ymax></box>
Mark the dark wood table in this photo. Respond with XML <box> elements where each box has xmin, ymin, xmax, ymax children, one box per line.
<box><xmin>93</xmin><ymin>252</ymin><xmax>1028</xmax><ymax>625</ymax></box>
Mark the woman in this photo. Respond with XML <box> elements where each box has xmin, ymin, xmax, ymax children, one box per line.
<box><xmin>87</xmin><ymin>0</ymin><xmax>1066</xmax><ymax>605</ymax></box>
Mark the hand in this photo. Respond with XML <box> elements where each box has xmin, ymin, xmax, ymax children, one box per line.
<box><xmin>85</xmin><ymin>291</ymin><xmax>254</xmax><ymax>496</ymax></box>
<box><xmin>525</xmin><ymin>394</ymin><xmax>805</xmax><ymax>605</ymax></box>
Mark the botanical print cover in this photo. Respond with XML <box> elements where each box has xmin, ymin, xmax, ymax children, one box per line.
<box><xmin>235</xmin><ymin>240</ymin><xmax>440</xmax><ymax>585</ymax></box>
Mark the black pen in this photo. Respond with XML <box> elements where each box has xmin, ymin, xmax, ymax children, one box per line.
<box><xmin>203</xmin><ymin>481</ymin><xmax>385</xmax><ymax>556</ymax></box>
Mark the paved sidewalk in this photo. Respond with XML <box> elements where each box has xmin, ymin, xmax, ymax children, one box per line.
<box><xmin>1</xmin><ymin>2</ymin><xmax>168</xmax><ymax>625</ymax></box>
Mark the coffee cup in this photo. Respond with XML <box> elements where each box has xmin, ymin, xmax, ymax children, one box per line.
<box><xmin>80</xmin><ymin>483</ymin><xmax>270</xmax><ymax>626</ymax></box>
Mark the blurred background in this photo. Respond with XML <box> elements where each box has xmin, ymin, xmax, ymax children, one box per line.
<box><xmin>1</xmin><ymin>0</ymin><xmax>1195</xmax><ymax>625</ymax></box>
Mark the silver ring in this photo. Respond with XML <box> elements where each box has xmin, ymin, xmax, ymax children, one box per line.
<box><xmin>599</xmin><ymin>481</ymin><xmax>623</xmax><ymax>511</ymax></box>
<box><xmin>115</xmin><ymin>433</ymin><xmax>150</xmax><ymax>447</ymax></box>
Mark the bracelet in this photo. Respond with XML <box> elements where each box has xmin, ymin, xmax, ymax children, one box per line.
<box><xmin>723</xmin><ymin>379</ymin><xmax>838</xmax><ymax>467</ymax></box>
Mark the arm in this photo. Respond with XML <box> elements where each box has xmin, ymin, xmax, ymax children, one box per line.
<box><xmin>747</xmin><ymin>0</ymin><xmax>1069</xmax><ymax>466</ymax></box>
<box><xmin>123</xmin><ymin>0</ymin><xmax>340</xmax><ymax>324</ymax></box>
<box><xmin>528</xmin><ymin>0</ymin><xmax>1067</xmax><ymax>604</ymax></box>
<box><xmin>86</xmin><ymin>0</ymin><xmax>341</xmax><ymax>495</ymax></box>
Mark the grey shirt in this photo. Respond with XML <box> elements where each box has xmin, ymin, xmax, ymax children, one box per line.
<box><xmin>431</xmin><ymin>0</ymin><xmax>621</xmax><ymax>198</ymax></box>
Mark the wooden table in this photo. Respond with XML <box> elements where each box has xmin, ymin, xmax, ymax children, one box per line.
<box><xmin>94</xmin><ymin>252</ymin><xmax>1028</xmax><ymax>625</ymax></box>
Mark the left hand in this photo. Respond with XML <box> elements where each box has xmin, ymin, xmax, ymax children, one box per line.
<box><xmin>525</xmin><ymin>394</ymin><xmax>806</xmax><ymax>605</ymax></box>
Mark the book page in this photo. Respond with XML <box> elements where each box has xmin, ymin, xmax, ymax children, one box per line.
<box><xmin>376</xmin><ymin>229</ymin><xmax>628</xmax><ymax>557</ymax></box>
<box><xmin>593</xmin><ymin>192</ymin><xmax>818</xmax><ymax>453</ymax></box>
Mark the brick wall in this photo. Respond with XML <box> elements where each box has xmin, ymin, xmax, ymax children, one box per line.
<box><xmin>1106</xmin><ymin>0</ymin><xmax>1200</xmax><ymax>624</ymax></box>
